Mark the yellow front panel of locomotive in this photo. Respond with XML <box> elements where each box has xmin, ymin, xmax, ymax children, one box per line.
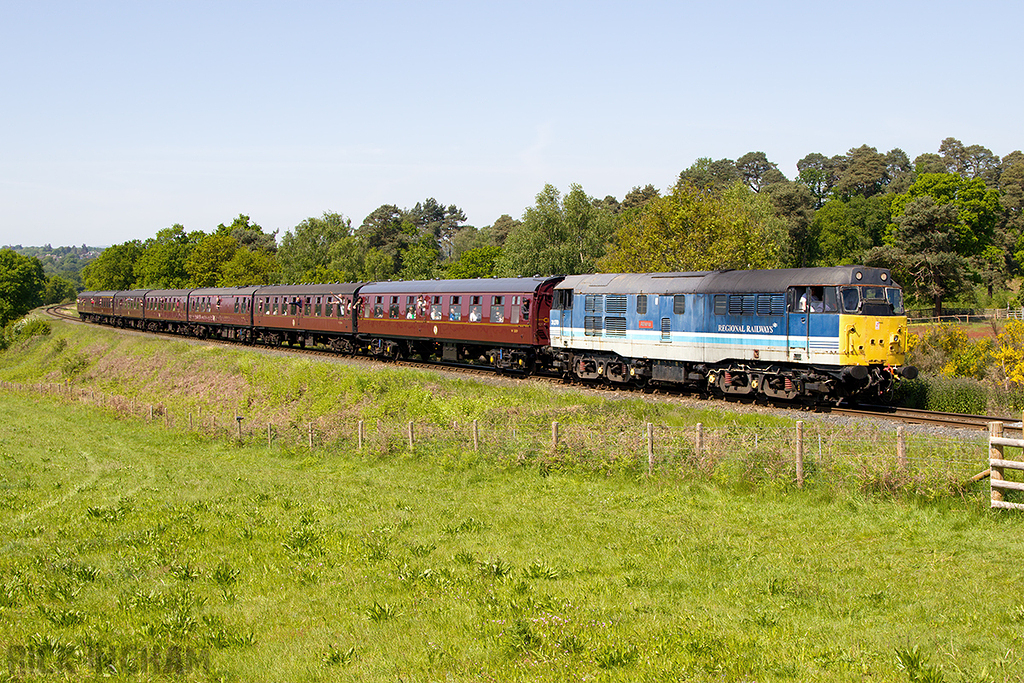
<box><xmin>839</xmin><ymin>314</ymin><xmax>908</xmax><ymax>366</ymax></box>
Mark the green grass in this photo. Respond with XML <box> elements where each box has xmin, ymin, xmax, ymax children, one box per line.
<box><xmin>1</xmin><ymin>318</ymin><xmax>1023</xmax><ymax>680</ymax></box>
<box><xmin>1</xmin><ymin>391</ymin><xmax>1023</xmax><ymax>682</ymax></box>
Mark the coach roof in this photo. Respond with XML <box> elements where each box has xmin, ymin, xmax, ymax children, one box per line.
<box><xmin>358</xmin><ymin>277</ymin><xmax>561</xmax><ymax>295</ymax></box>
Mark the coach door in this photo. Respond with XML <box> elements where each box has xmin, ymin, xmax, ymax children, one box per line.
<box><xmin>787</xmin><ymin>286</ymin><xmax>809</xmax><ymax>361</ymax></box>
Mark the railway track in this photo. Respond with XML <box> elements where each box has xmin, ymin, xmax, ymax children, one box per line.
<box><xmin>46</xmin><ymin>304</ymin><xmax>1022</xmax><ymax>432</ymax></box>
<box><xmin>830</xmin><ymin>405</ymin><xmax>1022</xmax><ymax>432</ymax></box>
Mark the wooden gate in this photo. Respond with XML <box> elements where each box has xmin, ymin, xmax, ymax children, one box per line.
<box><xmin>987</xmin><ymin>421</ymin><xmax>1024</xmax><ymax>510</ymax></box>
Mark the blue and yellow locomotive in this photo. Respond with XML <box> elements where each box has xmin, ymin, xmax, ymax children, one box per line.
<box><xmin>548</xmin><ymin>266</ymin><xmax>917</xmax><ymax>402</ymax></box>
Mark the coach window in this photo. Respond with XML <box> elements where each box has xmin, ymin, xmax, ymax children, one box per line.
<box><xmin>374</xmin><ymin>296</ymin><xmax>385</xmax><ymax>318</ymax></box>
<box><xmin>673</xmin><ymin>295</ymin><xmax>685</xmax><ymax>315</ymax></box>
<box><xmin>636</xmin><ymin>294</ymin><xmax>647</xmax><ymax>315</ymax></box>
<box><xmin>430</xmin><ymin>296</ymin><xmax>442</xmax><ymax>320</ymax></box>
<box><xmin>522</xmin><ymin>298</ymin><xmax>531</xmax><ymax>322</ymax></box>
<box><xmin>389</xmin><ymin>296</ymin><xmax>400</xmax><ymax>318</ymax></box>
<box><xmin>314</xmin><ymin>297</ymin><xmax>322</xmax><ymax>316</ymax></box>
<box><xmin>491</xmin><ymin>296</ymin><xmax>505</xmax><ymax>323</ymax></box>
<box><xmin>449</xmin><ymin>296</ymin><xmax>461</xmax><ymax>321</ymax></box>
<box><xmin>303</xmin><ymin>297</ymin><xmax>311</xmax><ymax>316</ymax></box>
<box><xmin>234</xmin><ymin>299</ymin><xmax>240</xmax><ymax>314</ymax></box>
<box><xmin>469</xmin><ymin>296</ymin><xmax>482</xmax><ymax>322</ymax></box>
<box><xmin>406</xmin><ymin>296</ymin><xmax>416</xmax><ymax>319</ymax></box>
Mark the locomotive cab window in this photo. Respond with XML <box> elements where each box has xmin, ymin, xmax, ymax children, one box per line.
<box><xmin>552</xmin><ymin>289</ymin><xmax>573</xmax><ymax>310</ymax></box>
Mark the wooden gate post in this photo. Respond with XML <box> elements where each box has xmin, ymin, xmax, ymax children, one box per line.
<box><xmin>990</xmin><ymin>421</ymin><xmax>1005</xmax><ymax>505</ymax></box>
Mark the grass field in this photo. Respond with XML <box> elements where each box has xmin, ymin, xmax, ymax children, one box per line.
<box><xmin>1</xmin><ymin>320</ymin><xmax>1023</xmax><ymax>681</ymax></box>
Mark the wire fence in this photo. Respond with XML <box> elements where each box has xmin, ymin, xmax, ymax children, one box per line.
<box><xmin>4</xmin><ymin>380</ymin><xmax>1003</xmax><ymax>498</ymax></box>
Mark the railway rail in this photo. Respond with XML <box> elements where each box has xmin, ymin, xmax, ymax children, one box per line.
<box><xmin>44</xmin><ymin>303</ymin><xmax>1021</xmax><ymax>434</ymax></box>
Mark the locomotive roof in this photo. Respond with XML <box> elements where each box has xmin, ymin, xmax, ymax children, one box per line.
<box><xmin>358</xmin><ymin>276</ymin><xmax>561</xmax><ymax>295</ymax></box>
<box><xmin>557</xmin><ymin>266</ymin><xmax>897</xmax><ymax>294</ymax></box>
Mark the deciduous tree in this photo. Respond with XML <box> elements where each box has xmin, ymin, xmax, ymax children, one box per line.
<box><xmin>0</xmin><ymin>249</ymin><xmax>45</xmax><ymax>326</ymax></box>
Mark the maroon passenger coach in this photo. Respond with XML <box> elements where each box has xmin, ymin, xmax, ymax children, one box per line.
<box><xmin>356</xmin><ymin>277</ymin><xmax>561</xmax><ymax>370</ymax></box>
<box><xmin>252</xmin><ymin>283</ymin><xmax>363</xmax><ymax>351</ymax></box>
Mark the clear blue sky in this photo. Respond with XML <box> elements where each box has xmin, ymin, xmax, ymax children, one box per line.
<box><xmin>2</xmin><ymin>0</ymin><xmax>1021</xmax><ymax>247</ymax></box>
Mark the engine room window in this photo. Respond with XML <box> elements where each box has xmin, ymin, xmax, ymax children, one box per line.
<box><xmin>714</xmin><ymin>295</ymin><xmax>727</xmax><ymax>315</ymax></box>
<box><xmin>673</xmin><ymin>295</ymin><xmax>685</xmax><ymax>315</ymax></box>
<box><xmin>636</xmin><ymin>294</ymin><xmax>647</xmax><ymax>315</ymax></box>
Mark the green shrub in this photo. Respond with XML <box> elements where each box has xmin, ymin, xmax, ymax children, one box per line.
<box><xmin>894</xmin><ymin>375</ymin><xmax>989</xmax><ymax>414</ymax></box>
<box><xmin>3</xmin><ymin>315</ymin><xmax>51</xmax><ymax>348</ymax></box>
<box><xmin>923</xmin><ymin>376</ymin><xmax>988</xmax><ymax>414</ymax></box>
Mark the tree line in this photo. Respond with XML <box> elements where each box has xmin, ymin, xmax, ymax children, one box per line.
<box><xmin>6</xmin><ymin>136</ymin><xmax>1023</xmax><ymax>324</ymax></box>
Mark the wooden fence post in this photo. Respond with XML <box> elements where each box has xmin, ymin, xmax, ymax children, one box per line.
<box><xmin>647</xmin><ymin>422</ymin><xmax>654</xmax><ymax>475</ymax></box>
<box><xmin>308</xmin><ymin>423</ymin><xmax>313</xmax><ymax>450</ymax></box>
<box><xmin>267</xmin><ymin>423</ymin><xmax>273</xmax><ymax>448</ymax></box>
<box><xmin>695</xmin><ymin>423</ymin><xmax>704</xmax><ymax>463</ymax></box>
<box><xmin>473</xmin><ymin>420</ymin><xmax>479</xmax><ymax>451</ymax></box>
<box><xmin>896</xmin><ymin>426</ymin><xmax>907</xmax><ymax>470</ymax></box>
<box><xmin>408</xmin><ymin>421</ymin><xmax>414</xmax><ymax>450</ymax></box>
<box><xmin>796</xmin><ymin>421</ymin><xmax>805</xmax><ymax>488</ymax></box>
<box><xmin>358</xmin><ymin>420</ymin><xmax>364</xmax><ymax>451</ymax></box>
<box><xmin>990</xmin><ymin>421</ymin><xmax>1004</xmax><ymax>504</ymax></box>
<box><xmin>551</xmin><ymin>421</ymin><xmax>559</xmax><ymax>452</ymax></box>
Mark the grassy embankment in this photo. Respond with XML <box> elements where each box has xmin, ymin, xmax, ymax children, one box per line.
<box><xmin>0</xmin><ymin>318</ymin><xmax>1022</xmax><ymax>681</ymax></box>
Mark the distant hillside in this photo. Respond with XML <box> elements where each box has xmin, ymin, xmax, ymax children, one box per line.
<box><xmin>1</xmin><ymin>244</ymin><xmax>102</xmax><ymax>287</ymax></box>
